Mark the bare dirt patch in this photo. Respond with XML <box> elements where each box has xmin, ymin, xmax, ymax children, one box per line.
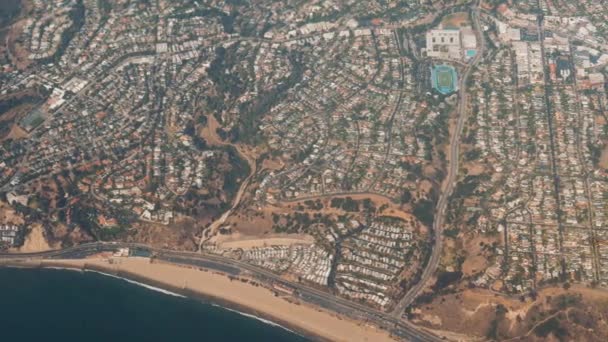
<box><xmin>284</xmin><ymin>194</ymin><xmax>423</xmax><ymax>230</ymax></box>
<box><xmin>462</xmin><ymin>254</ymin><xmax>487</xmax><ymax>276</ymax></box>
<box><xmin>198</xmin><ymin>114</ymin><xmax>223</xmax><ymax>146</ymax></box>
<box><xmin>465</xmin><ymin>163</ymin><xmax>486</xmax><ymax>176</ymax></box>
<box><xmin>127</xmin><ymin>218</ymin><xmax>199</xmax><ymax>251</ymax></box>
<box><xmin>262</xmin><ymin>157</ymin><xmax>284</xmax><ymax>170</ymax></box>
<box><xmin>15</xmin><ymin>224</ymin><xmax>55</xmax><ymax>252</ymax></box>
<box><xmin>462</xmin><ymin>235</ymin><xmax>499</xmax><ymax>276</ymax></box>
<box><xmin>413</xmin><ymin>289</ymin><xmax>497</xmax><ymax>337</ymax></box>
<box><xmin>441</xmin><ymin>12</ymin><xmax>470</xmax><ymax>29</ymax></box>
<box><xmin>214</xmin><ymin>233</ymin><xmax>314</xmax><ymax>249</ymax></box>
<box><xmin>0</xmin><ymin>201</ymin><xmax>25</xmax><ymax>225</ymax></box>
<box><xmin>5</xmin><ymin>124</ymin><xmax>28</xmax><ymax>140</ymax></box>
<box><xmin>224</xmin><ymin>209</ymin><xmax>274</xmax><ymax>236</ymax></box>
<box><xmin>418</xmin><ymin>179</ymin><xmax>433</xmax><ymax>194</ymax></box>
<box><xmin>414</xmin><ymin>286</ymin><xmax>608</xmax><ymax>340</ymax></box>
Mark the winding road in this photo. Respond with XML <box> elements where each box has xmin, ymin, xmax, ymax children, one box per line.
<box><xmin>390</xmin><ymin>3</ymin><xmax>486</xmax><ymax>318</ymax></box>
<box><xmin>196</xmin><ymin>116</ymin><xmax>258</xmax><ymax>250</ymax></box>
<box><xmin>0</xmin><ymin>4</ymin><xmax>491</xmax><ymax>341</ymax></box>
<box><xmin>0</xmin><ymin>242</ymin><xmax>444</xmax><ymax>342</ymax></box>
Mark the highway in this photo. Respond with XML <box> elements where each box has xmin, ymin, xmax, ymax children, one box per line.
<box><xmin>390</xmin><ymin>2</ymin><xmax>486</xmax><ymax>318</ymax></box>
<box><xmin>0</xmin><ymin>242</ymin><xmax>445</xmax><ymax>342</ymax></box>
<box><xmin>535</xmin><ymin>10</ymin><xmax>567</xmax><ymax>278</ymax></box>
<box><xmin>0</xmin><ymin>4</ymin><xmax>489</xmax><ymax>341</ymax></box>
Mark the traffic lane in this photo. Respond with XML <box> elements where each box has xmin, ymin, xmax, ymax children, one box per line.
<box><xmin>51</xmin><ymin>245</ymin><xmax>118</xmax><ymax>259</ymax></box>
<box><xmin>159</xmin><ymin>254</ymin><xmax>241</xmax><ymax>276</ymax></box>
<box><xmin>1</xmin><ymin>243</ymin><xmax>443</xmax><ymax>341</ymax></box>
<box><xmin>297</xmin><ymin>291</ymin><xmax>433</xmax><ymax>342</ymax></box>
<box><xmin>149</xmin><ymin>250</ymin><xmax>440</xmax><ymax>341</ymax></box>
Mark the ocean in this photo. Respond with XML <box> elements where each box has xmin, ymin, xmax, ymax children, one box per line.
<box><xmin>0</xmin><ymin>268</ymin><xmax>310</xmax><ymax>342</ymax></box>
<box><xmin>0</xmin><ymin>0</ymin><xmax>21</xmax><ymax>27</ymax></box>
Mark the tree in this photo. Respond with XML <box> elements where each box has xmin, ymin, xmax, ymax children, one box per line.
<box><xmin>400</xmin><ymin>190</ymin><xmax>412</xmax><ymax>204</ymax></box>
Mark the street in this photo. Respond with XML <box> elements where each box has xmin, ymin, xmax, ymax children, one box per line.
<box><xmin>0</xmin><ymin>241</ymin><xmax>444</xmax><ymax>342</ymax></box>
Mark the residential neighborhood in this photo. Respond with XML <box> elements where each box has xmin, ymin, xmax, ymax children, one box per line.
<box><xmin>1</xmin><ymin>0</ymin><xmax>607</xmax><ymax>341</ymax></box>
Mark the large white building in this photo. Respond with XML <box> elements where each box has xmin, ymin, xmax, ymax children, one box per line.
<box><xmin>426</xmin><ymin>29</ymin><xmax>462</xmax><ymax>60</ymax></box>
<box><xmin>425</xmin><ymin>28</ymin><xmax>478</xmax><ymax>60</ymax></box>
<box><xmin>461</xmin><ymin>28</ymin><xmax>478</xmax><ymax>50</ymax></box>
<box><xmin>512</xmin><ymin>41</ymin><xmax>543</xmax><ymax>84</ymax></box>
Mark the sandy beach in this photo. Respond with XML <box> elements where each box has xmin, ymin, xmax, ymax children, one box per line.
<box><xmin>3</xmin><ymin>257</ymin><xmax>396</xmax><ymax>342</ymax></box>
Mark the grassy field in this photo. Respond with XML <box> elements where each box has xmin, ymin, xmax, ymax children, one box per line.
<box><xmin>431</xmin><ymin>65</ymin><xmax>457</xmax><ymax>94</ymax></box>
<box><xmin>437</xmin><ymin>70</ymin><xmax>453</xmax><ymax>88</ymax></box>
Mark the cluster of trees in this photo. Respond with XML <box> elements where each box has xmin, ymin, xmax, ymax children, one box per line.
<box><xmin>432</xmin><ymin>270</ymin><xmax>463</xmax><ymax>292</ymax></box>
<box><xmin>486</xmin><ymin>304</ymin><xmax>508</xmax><ymax>340</ymax></box>
<box><xmin>272</xmin><ymin>212</ymin><xmax>312</xmax><ymax>233</ymax></box>
<box><xmin>70</xmin><ymin>203</ymin><xmax>99</xmax><ymax>238</ymax></box>
<box><xmin>69</xmin><ymin>202</ymin><xmax>136</xmax><ymax>241</ymax></box>
<box><xmin>0</xmin><ymin>94</ymin><xmax>40</xmax><ymax>115</ymax></box>
<box><xmin>302</xmin><ymin>199</ymin><xmax>323</xmax><ymax>210</ymax></box>
<box><xmin>329</xmin><ymin>197</ymin><xmax>374</xmax><ymax>213</ymax></box>
<box><xmin>412</xmin><ymin>198</ymin><xmax>434</xmax><ymax>226</ymax></box>
<box><xmin>229</xmin><ymin>51</ymin><xmax>305</xmax><ymax>145</ymax></box>
<box><xmin>207</xmin><ymin>45</ymin><xmax>247</xmax><ymax>108</ymax></box>
<box><xmin>272</xmin><ymin>211</ymin><xmax>337</xmax><ymax>234</ymax></box>
<box><xmin>453</xmin><ymin>175</ymin><xmax>483</xmax><ymax>198</ymax></box>
<box><xmin>221</xmin><ymin>146</ymin><xmax>250</xmax><ymax>199</ymax></box>
<box><xmin>587</xmin><ymin>142</ymin><xmax>603</xmax><ymax>167</ymax></box>
<box><xmin>399</xmin><ymin>189</ymin><xmax>412</xmax><ymax>204</ymax></box>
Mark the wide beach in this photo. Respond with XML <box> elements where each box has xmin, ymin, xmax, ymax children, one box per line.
<box><xmin>2</xmin><ymin>257</ymin><xmax>396</xmax><ymax>342</ymax></box>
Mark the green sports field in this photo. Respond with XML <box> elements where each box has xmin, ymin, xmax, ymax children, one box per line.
<box><xmin>431</xmin><ymin>64</ymin><xmax>458</xmax><ymax>95</ymax></box>
<box><xmin>437</xmin><ymin>70</ymin><xmax>453</xmax><ymax>88</ymax></box>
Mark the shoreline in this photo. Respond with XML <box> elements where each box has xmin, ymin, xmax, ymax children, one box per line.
<box><xmin>45</xmin><ymin>266</ymin><xmax>304</xmax><ymax>338</ymax></box>
<box><xmin>0</xmin><ymin>257</ymin><xmax>397</xmax><ymax>342</ymax></box>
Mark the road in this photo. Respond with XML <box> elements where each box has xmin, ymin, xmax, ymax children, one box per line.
<box><xmin>535</xmin><ymin>12</ymin><xmax>567</xmax><ymax>277</ymax></box>
<box><xmin>0</xmin><ymin>4</ymin><xmax>487</xmax><ymax>340</ymax></box>
<box><xmin>390</xmin><ymin>3</ymin><xmax>486</xmax><ymax>318</ymax></box>
<box><xmin>196</xmin><ymin>140</ymin><xmax>257</xmax><ymax>250</ymax></box>
<box><xmin>0</xmin><ymin>242</ymin><xmax>444</xmax><ymax>342</ymax></box>
<box><xmin>567</xmin><ymin>37</ymin><xmax>602</xmax><ymax>282</ymax></box>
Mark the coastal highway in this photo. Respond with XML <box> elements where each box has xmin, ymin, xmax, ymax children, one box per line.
<box><xmin>0</xmin><ymin>6</ymin><xmax>485</xmax><ymax>342</ymax></box>
<box><xmin>0</xmin><ymin>242</ymin><xmax>444</xmax><ymax>342</ymax></box>
<box><xmin>390</xmin><ymin>3</ymin><xmax>486</xmax><ymax>318</ymax></box>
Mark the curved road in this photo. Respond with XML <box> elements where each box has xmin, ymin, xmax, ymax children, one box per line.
<box><xmin>390</xmin><ymin>4</ymin><xmax>486</xmax><ymax>318</ymax></box>
<box><xmin>1</xmin><ymin>5</ymin><xmax>487</xmax><ymax>341</ymax></box>
<box><xmin>0</xmin><ymin>242</ymin><xmax>444</xmax><ymax>342</ymax></box>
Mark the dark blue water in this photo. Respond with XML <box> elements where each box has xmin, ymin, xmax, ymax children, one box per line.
<box><xmin>0</xmin><ymin>0</ymin><xmax>21</xmax><ymax>27</ymax></box>
<box><xmin>0</xmin><ymin>268</ymin><xmax>310</xmax><ymax>342</ymax></box>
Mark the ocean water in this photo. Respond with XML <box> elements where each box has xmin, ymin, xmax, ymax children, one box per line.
<box><xmin>0</xmin><ymin>0</ymin><xmax>21</xmax><ymax>27</ymax></box>
<box><xmin>0</xmin><ymin>268</ymin><xmax>310</xmax><ymax>342</ymax></box>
